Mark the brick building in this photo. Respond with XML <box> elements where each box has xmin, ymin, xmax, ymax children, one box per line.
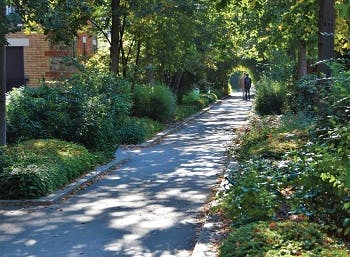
<box><xmin>6</xmin><ymin>31</ymin><xmax>96</xmax><ymax>92</ymax></box>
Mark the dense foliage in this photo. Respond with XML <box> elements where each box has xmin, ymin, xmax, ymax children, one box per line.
<box><xmin>254</xmin><ymin>77</ymin><xmax>286</xmax><ymax>115</ymax></box>
<box><xmin>132</xmin><ymin>83</ymin><xmax>176</xmax><ymax>123</ymax></box>
<box><xmin>0</xmin><ymin>139</ymin><xmax>99</xmax><ymax>199</ymax></box>
<box><xmin>3</xmin><ymin>68</ymin><xmax>219</xmax><ymax>199</ymax></box>
<box><xmin>218</xmin><ymin>62</ymin><xmax>350</xmax><ymax>255</ymax></box>
<box><xmin>220</xmin><ymin>221</ymin><xmax>349</xmax><ymax>257</ymax></box>
<box><xmin>181</xmin><ymin>90</ymin><xmax>218</xmax><ymax>111</ymax></box>
<box><xmin>6</xmin><ymin>69</ymin><xmax>132</xmax><ymax>151</ymax></box>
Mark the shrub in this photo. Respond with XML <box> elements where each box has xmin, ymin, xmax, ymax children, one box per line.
<box><xmin>227</xmin><ymin>111</ymin><xmax>350</xmax><ymax>239</ymax></box>
<box><xmin>6</xmin><ymin>85</ymin><xmax>75</xmax><ymax>142</ymax></box>
<box><xmin>285</xmin><ymin>74</ymin><xmax>319</xmax><ymax>115</ymax></box>
<box><xmin>132</xmin><ymin>83</ymin><xmax>176</xmax><ymax>122</ymax></box>
<box><xmin>6</xmin><ymin>69</ymin><xmax>132</xmax><ymax>151</ymax></box>
<box><xmin>136</xmin><ymin>117</ymin><xmax>164</xmax><ymax>139</ymax></box>
<box><xmin>117</xmin><ymin>117</ymin><xmax>165</xmax><ymax>145</ymax></box>
<box><xmin>175</xmin><ymin>105</ymin><xmax>198</xmax><ymax>121</ymax></box>
<box><xmin>255</xmin><ymin>77</ymin><xmax>285</xmax><ymax>115</ymax></box>
<box><xmin>148</xmin><ymin>84</ymin><xmax>176</xmax><ymax>122</ymax></box>
<box><xmin>117</xmin><ymin>117</ymin><xmax>147</xmax><ymax>145</ymax></box>
<box><xmin>0</xmin><ymin>139</ymin><xmax>99</xmax><ymax>199</ymax></box>
<box><xmin>181</xmin><ymin>91</ymin><xmax>217</xmax><ymax>111</ymax></box>
<box><xmin>132</xmin><ymin>84</ymin><xmax>153</xmax><ymax>118</ymax></box>
<box><xmin>65</xmin><ymin>69</ymin><xmax>132</xmax><ymax>150</ymax></box>
<box><xmin>219</xmin><ymin>221</ymin><xmax>349</xmax><ymax>257</ymax></box>
<box><xmin>219</xmin><ymin>158</ymin><xmax>284</xmax><ymax>226</ymax></box>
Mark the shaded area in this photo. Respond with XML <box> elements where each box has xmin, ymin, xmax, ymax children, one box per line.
<box><xmin>0</xmin><ymin>93</ymin><xmax>252</xmax><ymax>257</ymax></box>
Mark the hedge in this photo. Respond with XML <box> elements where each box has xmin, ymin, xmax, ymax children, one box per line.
<box><xmin>0</xmin><ymin>139</ymin><xmax>99</xmax><ymax>199</ymax></box>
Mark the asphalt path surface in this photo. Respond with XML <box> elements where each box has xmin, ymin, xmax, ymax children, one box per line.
<box><xmin>0</xmin><ymin>93</ymin><xmax>252</xmax><ymax>257</ymax></box>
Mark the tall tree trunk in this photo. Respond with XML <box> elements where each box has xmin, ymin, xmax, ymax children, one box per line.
<box><xmin>0</xmin><ymin>4</ymin><xmax>6</xmax><ymax>146</ymax></box>
<box><xmin>297</xmin><ymin>42</ymin><xmax>307</xmax><ymax>80</ymax></box>
<box><xmin>120</xmin><ymin>14</ymin><xmax>126</xmax><ymax>77</ymax></box>
<box><xmin>317</xmin><ymin>0</ymin><xmax>335</xmax><ymax>77</ymax></box>
<box><xmin>132</xmin><ymin>40</ymin><xmax>141</xmax><ymax>90</ymax></box>
<box><xmin>122</xmin><ymin>37</ymin><xmax>135</xmax><ymax>78</ymax></box>
<box><xmin>174</xmin><ymin>72</ymin><xmax>183</xmax><ymax>94</ymax></box>
<box><xmin>110</xmin><ymin>0</ymin><xmax>121</xmax><ymax>74</ymax></box>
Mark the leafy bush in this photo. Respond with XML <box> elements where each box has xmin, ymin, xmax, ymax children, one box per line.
<box><xmin>182</xmin><ymin>89</ymin><xmax>200</xmax><ymax>104</ymax></box>
<box><xmin>132</xmin><ymin>84</ymin><xmax>153</xmax><ymax>118</ymax></box>
<box><xmin>226</xmin><ymin>110</ymin><xmax>350</xmax><ymax>240</ymax></box>
<box><xmin>255</xmin><ymin>77</ymin><xmax>285</xmax><ymax>115</ymax></box>
<box><xmin>285</xmin><ymin>74</ymin><xmax>319</xmax><ymax>115</ymax></box>
<box><xmin>220</xmin><ymin>159</ymin><xmax>280</xmax><ymax>226</ymax></box>
<box><xmin>0</xmin><ymin>139</ymin><xmax>99</xmax><ymax>199</ymax></box>
<box><xmin>136</xmin><ymin>117</ymin><xmax>164</xmax><ymax>139</ymax></box>
<box><xmin>117</xmin><ymin>117</ymin><xmax>147</xmax><ymax>145</ymax></box>
<box><xmin>175</xmin><ymin>105</ymin><xmax>199</xmax><ymax>121</ymax></box>
<box><xmin>6</xmin><ymin>85</ymin><xmax>74</xmax><ymax>142</ymax></box>
<box><xmin>200</xmin><ymin>93</ymin><xmax>217</xmax><ymax>105</ymax></box>
<box><xmin>181</xmin><ymin>90</ymin><xmax>217</xmax><ymax>111</ymax></box>
<box><xmin>148</xmin><ymin>84</ymin><xmax>176</xmax><ymax>122</ymax></box>
<box><xmin>283</xmin><ymin>62</ymin><xmax>350</xmax><ymax>237</ymax></box>
<box><xmin>283</xmin><ymin>134</ymin><xmax>350</xmax><ymax>238</ymax></box>
<box><xmin>117</xmin><ymin>117</ymin><xmax>165</xmax><ymax>145</ymax></box>
<box><xmin>219</xmin><ymin>221</ymin><xmax>349</xmax><ymax>257</ymax></box>
<box><xmin>64</xmin><ymin>69</ymin><xmax>132</xmax><ymax>150</ymax></box>
<box><xmin>132</xmin><ymin>83</ymin><xmax>176</xmax><ymax>122</ymax></box>
<box><xmin>6</xmin><ymin>69</ymin><xmax>132</xmax><ymax>151</ymax></box>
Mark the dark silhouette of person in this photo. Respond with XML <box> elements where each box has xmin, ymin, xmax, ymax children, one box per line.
<box><xmin>244</xmin><ymin>73</ymin><xmax>252</xmax><ymax>101</ymax></box>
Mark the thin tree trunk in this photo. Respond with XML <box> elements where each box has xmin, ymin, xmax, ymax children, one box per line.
<box><xmin>297</xmin><ymin>42</ymin><xmax>307</xmax><ymax>80</ymax></box>
<box><xmin>174</xmin><ymin>72</ymin><xmax>183</xmax><ymax>94</ymax></box>
<box><xmin>122</xmin><ymin>37</ymin><xmax>135</xmax><ymax>77</ymax></box>
<box><xmin>110</xmin><ymin>0</ymin><xmax>121</xmax><ymax>74</ymax></box>
<box><xmin>0</xmin><ymin>4</ymin><xmax>6</xmax><ymax>146</ymax></box>
<box><xmin>132</xmin><ymin>40</ymin><xmax>141</xmax><ymax>90</ymax></box>
<box><xmin>317</xmin><ymin>0</ymin><xmax>335</xmax><ymax>77</ymax></box>
<box><xmin>120</xmin><ymin>14</ymin><xmax>126</xmax><ymax>77</ymax></box>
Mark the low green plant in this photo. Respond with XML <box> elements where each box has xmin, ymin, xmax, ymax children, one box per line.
<box><xmin>182</xmin><ymin>90</ymin><xmax>200</xmax><ymax>104</ymax></box>
<box><xmin>181</xmin><ymin>90</ymin><xmax>217</xmax><ymax>111</ymax></box>
<box><xmin>284</xmin><ymin>137</ymin><xmax>350</xmax><ymax>238</ymax></box>
<box><xmin>255</xmin><ymin>76</ymin><xmax>286</xmax><ymax>115</ymax></box>
<box><xmin>0</xmin><ymin>139</ymin><xmax>99</xmax><ymax>199</ymax></box>
<box><xmin>136</xmin><ymin>117</ymin><xmax>164</xmax><ymax>139</ymax></box>
<box><xmin>117</xmin><ymin>117</ymin><xmax>147</xmax><ymax>145</ymax></box>
<box><xmin>148</xmin><ymin>84</ymin><xmax>176</xmax><ymax>122</ymax></box>
<box><xmin>219</xmin><ymin>221</ymin><xmax>349</xmax><ymax>257</ymax></box>
<box><xmin>132</xmin><ymin>83</ymin><xmax>176</xmax><ymax>122</ymax></box>
<box><xmin>227</xmin><ymin>112</ymin><xmax>350</xmax><ymax>239</ymax></box>
<box><xmin>175</xmin><ymin>105</ymin><xmax>198</xmax><ymax>121</ymax></box>
<box><xmin>220</xmin><ymin>160</ymin><xmax>280</xmax><ymax>226</ymax></box>
<box><xmin>117</xmin><ymin>116</ymin><xmax>164</xmax><ymax>146</ymax></box>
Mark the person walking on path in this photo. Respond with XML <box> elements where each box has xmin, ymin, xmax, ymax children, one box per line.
<box><xmin>244</xmin><ymin>73</ymin><xmax>252</xmax><ymax>101</ymax></box>
<box><xmin>239</xmin><ymin>72</ymin><xmax>246</xmax><ymax>100</ymax></box>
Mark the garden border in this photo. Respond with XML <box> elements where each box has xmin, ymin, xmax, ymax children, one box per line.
<box><xmin>0</xmin><ymin>97</ymin><xmax>227</xmax><ymax>206</ymax></box>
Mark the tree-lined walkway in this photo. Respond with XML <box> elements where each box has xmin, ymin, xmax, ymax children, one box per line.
<box><xmin>0</xmin><ymin>93</ymin><xmax>252</xmax><ymax>257</ymax></box>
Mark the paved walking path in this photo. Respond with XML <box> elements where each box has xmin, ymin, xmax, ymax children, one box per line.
<box><xmin>0</xmin><ymin>93</ymin><xmax>252</xmax><ymax>257</ymax></box>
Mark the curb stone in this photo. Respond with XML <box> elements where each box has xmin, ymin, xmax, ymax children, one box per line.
<box><xmin>190</xmin><ymin>161</ymin><xmax>240</xmax><ymax>257</ymax></box>
<box><xmin>0</xmin><ymin>97</ymin><xmax>226</xmax><ymax>206</ymax></box>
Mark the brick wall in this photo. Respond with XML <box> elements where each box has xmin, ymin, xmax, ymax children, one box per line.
<box><xmin>7</xmin><ymin>31</ymin><xmax>96</xmax><ymax>87</ymax></box>
<box><xmin>7</xmin><ymin>32</ymin><xmax>50</xmax><ymax>86</ymax></box>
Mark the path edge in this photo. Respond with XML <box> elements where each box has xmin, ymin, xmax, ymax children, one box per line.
<box><xmin>0</xmin><ymin>96</ymin><xmax>231</xmax><ymax>206</ymax></box>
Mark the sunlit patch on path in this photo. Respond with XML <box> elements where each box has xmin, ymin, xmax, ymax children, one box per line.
<box><xmin>0</xmin><ymin>92</ymin><xmax>252</xmax><ymax>257</ymax></box>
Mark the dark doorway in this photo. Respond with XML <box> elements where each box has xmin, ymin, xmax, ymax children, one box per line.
<box><xmin>6</xmin><ymin>46</ymin><xmax>25</xmax><ymax>92</ymax></box>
